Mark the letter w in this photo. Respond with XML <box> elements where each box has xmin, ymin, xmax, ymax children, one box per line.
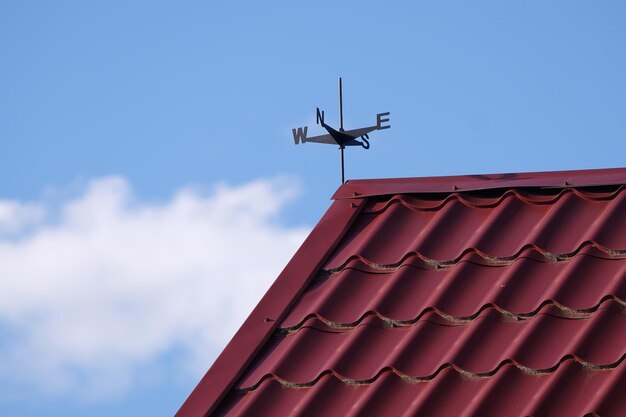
<box><xmin>292</xmin><ymin>126</ymin><xmax>308</xmax><ymax>144</ymax></box>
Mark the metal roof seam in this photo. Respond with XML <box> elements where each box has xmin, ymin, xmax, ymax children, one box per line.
<box><xmin>234</xmin><ymin>354</ymin><xmax>626</xmax><ymax>392</ymax></box>
<box><xmin>323</xmin><ymin>241</ymin><xmax>626</xmax><ymax>273</ymax></box>
<box><xmin>320</xmin><ymin>245</ymin><xmax>626</xmax><ymax>273</ymax></box>
<box><xmin>277</xmin><ymin>296</ymin><xmax>625</xmax><ymax>332</ymax></box>
<box><xmin>216</xmin><ymin>362</ymin><xmax>626</xmax><ymax>417</ymax></box>
<box><xmin>363</xmin><ymin>185</ymin><xmax>626</xmax><ymax>215</ymax></box>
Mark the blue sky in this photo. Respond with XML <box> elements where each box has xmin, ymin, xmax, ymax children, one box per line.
<box><xmin>1</xmin><ymin>1</ymin><xmax>626</xmax><ymax>416</ymax></box>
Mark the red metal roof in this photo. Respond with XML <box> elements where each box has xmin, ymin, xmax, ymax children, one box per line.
<box><xmin>176</xmin><ymin>167</ymin><xmax>626</xmax><ymax>417</ymax></box>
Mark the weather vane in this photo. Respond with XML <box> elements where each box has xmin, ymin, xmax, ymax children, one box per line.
<box><xmin>292</xmin><ymin>77</ymin><xmax>391</xmax><ymax>184</ymax></box>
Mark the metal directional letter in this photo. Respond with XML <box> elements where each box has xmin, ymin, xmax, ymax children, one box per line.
<box><xmin>291</xmin><ymin>78</ymin><xmax>391</xmax><ymax>184</ymax></box>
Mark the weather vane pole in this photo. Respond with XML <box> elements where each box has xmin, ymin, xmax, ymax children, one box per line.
<box><xmin>338</xmin><ymin>77</ymin><xmax>345</xmax><ymax>183</ymax></box>
<box><xmin>292</xmin><ymin>77</ymin><xmax>391</xmax><ymax>184</ymax></box>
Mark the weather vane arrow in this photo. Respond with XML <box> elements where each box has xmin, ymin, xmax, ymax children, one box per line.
<box><xmin>291</xmin><ymin>77</ymin><xmax>391</xmax><ymax>184</ymax></box>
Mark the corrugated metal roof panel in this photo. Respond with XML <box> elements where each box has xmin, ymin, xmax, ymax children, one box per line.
<box><xmin>236</xmin><ymin>301</ymin><xmax>625</xmax><ymax>389</ymax></box>
<box><xmin>282</xmin><ymin>248</ymin><xmax>626</xmax><ymax>328</ymax></box>
<box><xmin>326</xmin><ymin>188</ymin><xmax>626</xmax><ymax>268</ymax></box>
<box><xmin>177</xmin><ymin>167</ymin><xmax>626</xmax><ymax>417</ymax></box>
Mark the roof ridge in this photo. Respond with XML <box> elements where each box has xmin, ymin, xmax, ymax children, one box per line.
<box><xmin>279</xmin><ymin>294</ymin><xmax>625</xmax><ymax>333</ymax></box>
<box><xmin>235</xmin><ymin>353</ymin><xmax>626</xmax><ymax>392</ymax></box>
<box><xmin>333</xmin><ymin>167</ymin><xmax>626</xmax><ymax>199</ymax></box>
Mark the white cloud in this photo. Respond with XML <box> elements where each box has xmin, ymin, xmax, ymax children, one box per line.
<box><xmin>0</xmin><ymin>176</ymin><xmax>309</xmax><ymax>399</ymax></box>
<box><xmin>0</xmin><ymin>200</ymin><xmax>45</xmax><ymax>235</ymax></box>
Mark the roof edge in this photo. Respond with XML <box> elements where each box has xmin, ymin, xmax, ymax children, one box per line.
<box><xmin>175</xmin><ymin>199</ymin><xmax>366</xmax><ymax>417</ymax></box>
<box><xmin>333</xmin><ymin>167</ymin><xmax>626</xmax><ymax>200</ymax></box>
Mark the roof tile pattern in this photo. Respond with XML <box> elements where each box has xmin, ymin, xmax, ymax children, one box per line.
<box><xmin>214</xmin><ymin>183</ymin><xmax>626</xmax><ymax>416</ymax></box>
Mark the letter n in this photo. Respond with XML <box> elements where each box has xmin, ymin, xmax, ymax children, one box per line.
<box><xmin>316</xmin><ymin>108</ymin><xmax>324</xmax><ymax>125</ymax></box>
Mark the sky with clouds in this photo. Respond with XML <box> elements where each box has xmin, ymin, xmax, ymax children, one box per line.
<box><xmin>2</xmin><ymin>1</ymin><xmax>626</xmax><ymax>416</ymax></box>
